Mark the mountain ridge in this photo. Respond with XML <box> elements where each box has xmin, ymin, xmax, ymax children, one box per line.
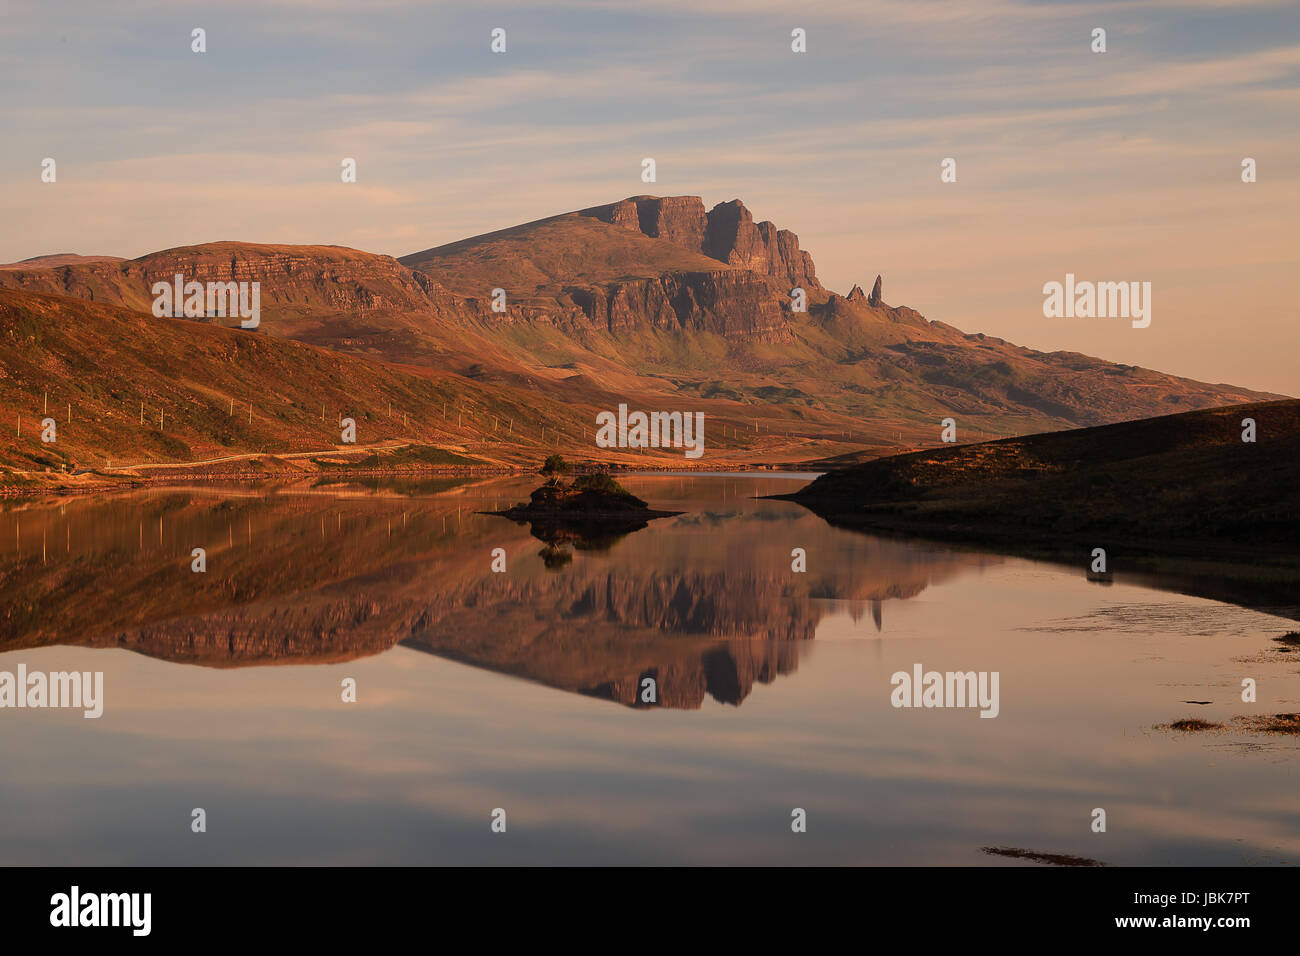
<box><xmin>0</xmin><ymin>195</ymin><xmax>1286</xmax><ymax>476</ymax></box>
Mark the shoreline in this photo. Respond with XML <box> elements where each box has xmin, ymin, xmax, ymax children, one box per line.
<box><xmin>0</xmin><ymin>458</ymin><xmax>827</xmax><ymax>499</ymax></box>
<box><xmin>776</xmin><ymin>495</ymin><xmax>1300</xmax><ymax>566</ymax></box>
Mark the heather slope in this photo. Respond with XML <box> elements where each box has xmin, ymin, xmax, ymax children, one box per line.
<box><xmin>0</xmin><ymin>287</ymin><xmax>553</xmax><ymax>477</ymax></box>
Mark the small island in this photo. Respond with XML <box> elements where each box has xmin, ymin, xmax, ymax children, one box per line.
<box><xmin>488</xmin><ymin>456</ymin><xmax>681</xmax><ymax>566</ymax></box>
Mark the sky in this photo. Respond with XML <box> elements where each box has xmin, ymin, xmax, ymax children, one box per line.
<box><xmin>2</xmin><ymin>0</ymin><xmax>1298</xmax><ymax>394</ymax></box>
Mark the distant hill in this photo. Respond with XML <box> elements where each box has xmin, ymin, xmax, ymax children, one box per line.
<box><xmin>0</xmin><ymin>253</ymin><xmax>126</xmax><ymax>270</ymax></box>
<box><xmin>789</xmin><ymin>399</ymin><xmax>1300</xmax><ymax>559</ymax></box>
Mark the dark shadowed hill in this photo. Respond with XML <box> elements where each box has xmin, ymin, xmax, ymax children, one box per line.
<box><xmin>789</xmin><ymin>399</ymin><xmax>1300</xmax><ymax>561</ymax></box>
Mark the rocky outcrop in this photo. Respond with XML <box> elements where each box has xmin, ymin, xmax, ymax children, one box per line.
<box><xmin>869</xmin><ymin>275</ymin><xmax>883</xmax><ymax>307</ymax></box>
<box><xmin>703</xmin><ymin>199</ymin><xmax>822</xmax><ymax>292</ymax></box>
<box><xmin>586</xmin><ymin>195</ymin><xmax>824</xmax><ymax>293</ymax></box>
<box><xmin>847</xmin><ymin>284</ymin><xmax>867</xmax><ymax>302</ymax></box>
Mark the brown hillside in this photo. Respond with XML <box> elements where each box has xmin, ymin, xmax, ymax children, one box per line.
<box><xmin>0</xmin><ymin>287</ymin><xmax>576</xmax><ymax>477</ymax></box>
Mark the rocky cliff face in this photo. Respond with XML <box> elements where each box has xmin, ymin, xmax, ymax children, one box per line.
<box><xmin>0</xmin><ymin>243</ymin><xmax>438</xmax><ymax>317</ymax></box>
<box><xmin>135</xmin><ymin>244</ymin><xmax>436</xmax><ymax>315</ymax></box>
<box><xmin>703</xmin><ymin>199</ymin><xmax>822</xmax><ymax>292</ymax></box>
<box><xmin>586</xmin><ymin>195</ymin><xmax>824</xmax><ymax>293</ymax></box>
<box><xmin>633</xmin><ymin>196</ymin><xmax>710</xmax><ymax>250</ymax></box>
<box><xmin>571</xmin><ymin>269</ymin><xmax>792</xmax><ymax>341</ymax></box>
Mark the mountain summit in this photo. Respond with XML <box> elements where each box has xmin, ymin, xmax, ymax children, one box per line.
<box><xmin>580</xmin><ymin>195</ymin><xmax>823</xmax><ymax>293</ymax></box>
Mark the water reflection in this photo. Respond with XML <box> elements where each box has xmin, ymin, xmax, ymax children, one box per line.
<box><xmin>0</xmin><ymin>476</ymin><xmax>988</xmax><ymax>709</ymax></box>
<box><xmin>2</xmin><ymin>475</ymin><xmax>1297</xmax><ymax>865</ymax></box>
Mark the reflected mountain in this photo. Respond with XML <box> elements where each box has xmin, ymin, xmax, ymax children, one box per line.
<box><xmin>0</xmin><ymin>480</ymin><xmax>990</xmax><ymax>708</ymax></box>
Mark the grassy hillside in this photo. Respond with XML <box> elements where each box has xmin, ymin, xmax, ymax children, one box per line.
<box><xmin>0</xmin><ymin>288</ymin><xmax>550</xmax><ymax>479</ymax></box>
<box><xmin>1</xmin><ymin>288</ymin><xmax>873</xmax><ymax>488</ymax></box>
